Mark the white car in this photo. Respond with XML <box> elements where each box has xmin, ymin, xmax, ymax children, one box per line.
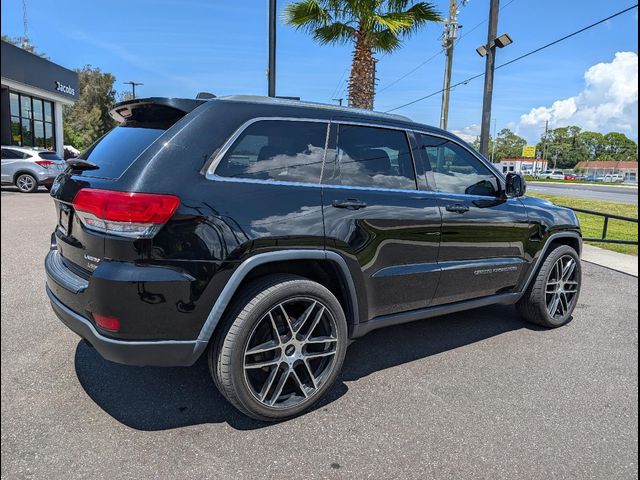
<box><xmin>603</xmin><ymin>173</ymin><xmax>625</xmax><ymax>183</ymax></box>
<box><xmin>539</xmin><ymin>170</ymin><xmax>565</xmax><ymax>180</ymax></box>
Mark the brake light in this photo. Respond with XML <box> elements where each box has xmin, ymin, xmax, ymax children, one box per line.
<box><xmin>93</xmin><ymin>313</ymin><xmax>121</xmax><ymax>332</ymax></box>
<box><xmin>73</xmin><ymin>188</ymin><xmax>180</xmax><ymax>238</ymax></box>
<box><xmin>35</xmin><ymin>160</ymin><xmax>55</xmax><ymax>168</ymax></box>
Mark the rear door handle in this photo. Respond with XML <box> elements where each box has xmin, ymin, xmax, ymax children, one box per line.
<box><xmin>332</xmin><ymin>199</ymin><xmax>367</xmax><ymax>210</ymax></box>
<box><xmin>445</xmin><ymin>203</ymin><xmax>470</xmax><ymax>214</ymax></box>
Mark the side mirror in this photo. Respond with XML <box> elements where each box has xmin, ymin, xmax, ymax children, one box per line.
<box><xmin>505</xmin><ymin>172</ymin><xmax>527</xmax><ymax>197</ymax></box>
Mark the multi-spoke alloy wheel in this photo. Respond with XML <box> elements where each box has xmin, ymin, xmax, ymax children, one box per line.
<box><xmin>545</xmin><ymin>255</ymin><xmax>579</xmax><ymax>319</ymax></box>
<box><xmin>517</xmin><ymin>244</ymin><xmax>582</xmax><ymax>328</ymax></box>
<box><xmin>16</xmin><ymin>174</ymin><xmax>37</xmax><ymax>193</ymax></box>
<box><xmin>210</xmin><ymin>275</ymin><xmax>347</xmax><ymax>421</ymax></box>
<box><xmin>243</xmin><ymin>297</ymin><xmax>338</xmax><ymax>408</ymax></box>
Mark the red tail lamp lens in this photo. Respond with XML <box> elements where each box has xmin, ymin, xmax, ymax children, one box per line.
<box><xmin>73</xmin><ymin>189</ymin><xmax>180</xmax><ymax>224</ymax></box>
<box><xmin>93</xmin><ymin>313</ymin><xmax>121</xmax><ymax>332</ymax></box>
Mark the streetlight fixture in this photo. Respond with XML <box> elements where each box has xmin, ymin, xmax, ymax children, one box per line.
<box><xmin>476</xmin><ymin>33</ymin><xmax>512</xmax><ymax>57</ymax></box>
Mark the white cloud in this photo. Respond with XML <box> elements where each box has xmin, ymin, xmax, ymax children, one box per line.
<box><xmin>519</xmin><ymin>51</ymin><xmax>638</xmax><ymax>139</ymax></box>
<box><xmin>451</xmin><ymin>124</ymin><xmax>481</xmax><ymax>143</ymax></box>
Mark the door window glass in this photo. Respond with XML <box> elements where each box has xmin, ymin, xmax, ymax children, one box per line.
<box><xmin>215</xmin><ymin>120</ymin><xmax>327</xmax><ymax>184</ymax></box>
<box><xmin>420</xmin><ymin>134</ymin><xmax>499</xmax><ymax>197</ymax></box>
<box><xmin>325</xmin><ymin>124</ymin><xmax>416</xmax><ymax>190</ymax></box>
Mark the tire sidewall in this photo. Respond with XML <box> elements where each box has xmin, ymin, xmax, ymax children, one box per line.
<box><xmin>538</xmin><ymin>245</ymin><xmax>582</xmax><ymax>327</ymax></box>
<box><xmin>223</xmin><ymin>278</ymin><xmax>347</xmax><ymax>420</ymax></box>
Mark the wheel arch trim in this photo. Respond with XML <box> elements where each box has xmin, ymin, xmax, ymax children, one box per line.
<box><xmin>519</xmin><ymin>231</ymin><xmax>582</xmax><ymax>293</ymax></box>
<box><xmin>193</xmin><ymin>250</ymin><xmax>359</xmax><ymax>352</ymax></box>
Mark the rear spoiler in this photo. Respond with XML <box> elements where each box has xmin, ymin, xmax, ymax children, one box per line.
<box><xmin>109</xmin><ymin>97</ymin><xmax>206</xmax><ymax>124</ymax></box>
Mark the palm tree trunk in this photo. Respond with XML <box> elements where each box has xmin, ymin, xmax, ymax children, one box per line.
<box><xmin>348</xmin><ymin>32</ymin><xmax>375</xmax><ymax>110</ymax></box>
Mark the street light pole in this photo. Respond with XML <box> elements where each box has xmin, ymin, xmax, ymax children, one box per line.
<box><xmin>439</xmin><ymin>0</ymin><xmax>458</xmax><ymax>130</ymax></box>
<box><xmin>124</xmin><ymin>81</ymin><xmax>144</xmax><ymax>99</ymax></box>
<box><xmin>479</xmin><ymin>0</ymin><xmax>499</xmax><ymax>157</ymax></box>
<box><xmin>267</xmin><ymin>0</ymin><xmax>277</xmax><ymax>97</ymax></box>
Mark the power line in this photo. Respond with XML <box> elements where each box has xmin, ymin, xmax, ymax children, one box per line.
<box><xmin>377</xmin><ymin>0</ymin><xmax>517</xmax><ymax>94</ymax></box>
<box><xmin>385</xmin><ymin>4</ymin><xmax>638</xmax><ymax>113</ymax></box>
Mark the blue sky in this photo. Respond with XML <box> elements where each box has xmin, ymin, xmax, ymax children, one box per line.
<box><xmin>2</xmin><ymin>0</ymin><xmax>638</xmax><ymax>143</ymax></box>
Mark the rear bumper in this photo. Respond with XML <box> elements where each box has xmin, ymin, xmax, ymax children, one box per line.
<box><xmin>47</xmin><ymin>285</ymin><xmax>206</xmax><ymax>367</ymax></box>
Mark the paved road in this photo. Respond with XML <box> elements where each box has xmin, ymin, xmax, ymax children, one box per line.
<box><xmin>528</xmin><ymin>182</ymin><xmax>638</xmax><ymax>204</ymax></box>
<box><xmin>1</xmin><ymin>190</ymin><xmax>638</xmax><ymax>480</ymax></box>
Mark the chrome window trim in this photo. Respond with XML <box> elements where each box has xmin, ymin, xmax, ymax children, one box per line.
<box><xmin>205</xmin><ymin>116</ymin><xmax>505</xmax><ymax>194</ymax></box>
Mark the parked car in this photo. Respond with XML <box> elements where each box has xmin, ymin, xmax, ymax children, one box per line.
<box><xmin>45</xmin><ymin>96</ymin><xmax>583</xmax><ymax>421</ymax></box>
<box><xmin>1</xmin><ymin>146</ymin><xmax>66</xmax><ymax>193</ymax></box>
<box><xmin>584</xmin><ymin>175</ymin><xmax>605</xmax><ymax>182</ymax></box>
<box><xmin>603</xmin><ymin>173</ymin><xmax>625</xmax><ymax>183</ymax></box>
<box><xmin>539</xmin><ymin>170</ymin><xmax>565</xmax><ymax>180</ymax></box>
<box><xmin>564</xmin><ymin>173</ymin><xmax>578</xmax><ymax>181</ymax></box>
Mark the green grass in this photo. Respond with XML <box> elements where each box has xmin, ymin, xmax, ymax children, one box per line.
<box><xmin>528</xmin><ymin>193</ymin><xmax>638</xmax><ymax>255</ymax></box>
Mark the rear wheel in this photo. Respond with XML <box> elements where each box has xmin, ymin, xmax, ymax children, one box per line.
<box><xmin>210</xmin><ymin>275</ymin><xmax>347</xmax><ymax>421</ymax></box>
<box><xmin>15</xmin><ymin>173</ymin><xmax>38</xmax><ymax>193</ymax></box>
<box><xmin>517</xmin><ymin>244</ymin><xmax>581</xmax><ymax>327</ymax></box>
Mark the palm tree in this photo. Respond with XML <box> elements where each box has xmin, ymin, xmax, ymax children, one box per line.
<box><xmin>284</xmin><ymin>0</ymin><xmax>441</xmax><ymax>110</ymax></box>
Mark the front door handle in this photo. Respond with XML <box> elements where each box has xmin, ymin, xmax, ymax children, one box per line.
<box><xmin>445</xmin><ymin>203</ymin><xmax>470</xmax><ymax>214</ymax></box>
<box><xmin>332</xmin><ymin>199</ymin><xmax>367</xmax><ymax>210</ymax></box>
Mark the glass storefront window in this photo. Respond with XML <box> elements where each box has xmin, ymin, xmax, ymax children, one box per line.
<box><xmin>21</xmin><ymin>118</ymin><xmax>33</xmax><ymax>146</ymax></box>
<box><xmin>34</xmin><ymin>121</ymin><xmax>45</xmax><ymax>147</ymax></box>
<box><xmin>44</xmin><ymin>101</ymin><xmax>53</xmax><ymax>122</ymax></box>
<box><xmin>10</xmin><ymin>92</ymin><xmax>20</xmax><ymax>116</ymax></box>
<box><xmin>11</xmin><ymin>116</ymin><xmax>21</xmax><ymax>144</ymax></box>
<box><xmin>33</xmin><ymin>99</ymin><xmax>44</xmax><ymax>121</ymax></box>
<box><xmin>20</xmin><ymin>95</ymin><xmax>32</xmax><ymax>119</ymax></box>
<box><xmin>8</xmin><ymin>92</ymin><xmax>55</xmax><ymax>150</ymax></box>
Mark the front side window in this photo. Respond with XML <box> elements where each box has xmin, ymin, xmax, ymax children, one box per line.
<box><xmin>215</xmin><ymin>120</ymin><xmax>328</xmax><ymax>184</ymax></box>
<box><xmin>420</xmin><ymin>134</ymin><xmax>499</xmax><ymax>197</ymax></box>
<box><xmin>324</xmin><ymin>124</ymin><xmax>416</xmax><ymax>190</ymax></box>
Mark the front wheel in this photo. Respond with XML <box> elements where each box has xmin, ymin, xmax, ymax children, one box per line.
<box><xmin>517</xmin><ymin>244</ymin><xmax>582</xmax><ymax>328</ymax></box>
<box><xmin>210</xmin><ymin>275</ymin><xmax>348</xmax><ymax>421</ymax></box>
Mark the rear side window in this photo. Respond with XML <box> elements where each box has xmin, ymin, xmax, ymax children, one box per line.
<box><xmin>420</xmin><ymin>134</ymin><xmax>499</xmax><ymax>197</ymax></box>
<box><xmin>1</xmin><ymin>148</ymin><xmax>29</xmax><ymax>159</ymax></box>
<box><xmin>215</xmin><ymin>120</ymin><xmax>328</xmax><ymax>184</ymax></box>
<box><xmin>324</xmin><ymin>124</ymin><xmax>416</xmax><ymax>190</ymax></box>
<box><xmin>38</xmin><ymin>152</ymin><xmax>63</xmax><ymax>161</ymax></box>
<box><xmin>79</xmin><ymin>125</ymin><xmax>167</xmax><ymax>179</ymax></box>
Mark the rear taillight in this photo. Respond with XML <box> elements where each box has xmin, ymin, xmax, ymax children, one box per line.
<box><xmin>35</xmin><ymin>160</ymin><xmax>55</xmax><ymax>169</ymax></box>
<box><xmin>73</xmin><ymin>188</ymin><xmax>180</xmax><ymax>238</ymax></box>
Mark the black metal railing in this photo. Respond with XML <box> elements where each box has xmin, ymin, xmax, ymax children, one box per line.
<box><xmin>564</xmin><ymin>206</ymin><xmax>639</xmax><ymax>245</ymax></box>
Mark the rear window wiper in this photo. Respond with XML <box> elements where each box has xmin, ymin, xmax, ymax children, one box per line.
<box><xmin>66</xmin><ymin>158</ymin><xmax>99</xmax><ymax>171</ymax></box>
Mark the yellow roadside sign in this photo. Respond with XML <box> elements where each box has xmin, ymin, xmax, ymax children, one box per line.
<box><xmin>522</xmin><ymin>146</ymin><xmax>536</xmax><ymax>158</ymax></box>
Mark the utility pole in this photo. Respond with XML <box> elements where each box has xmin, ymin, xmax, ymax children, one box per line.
<box><xmin>479</xmin><ymin>0</ymin><xmax>500</xmax><ymax>157</ymax></box>
<box><xmin>490</xmin><ymin>118</ymin><xmax>497</xmax><ymax>162</ymax></box>
<box><xmin>124</xmin><ymin>81</ymin><xmax>143</xmax><ymax>99</ymax></box>
<box><xmin>439</xmin><ymin>0</ymin><xmax>459</xmax><ymax>130</ymax></box>
<box><xmin>333</xmin><ymin>98</ymin><xmax>344</xmax><ymax>106</ymax></box>
<box><xmin>267</xmin><ymin>0</ymin><xmax>277</xmax><ymax>97</ymax></box>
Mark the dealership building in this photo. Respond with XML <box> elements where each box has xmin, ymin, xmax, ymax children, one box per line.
<box><xmin>1</xmin><ymin>40</ymin><xmax>79</xmax><ymax>156</ymax></box>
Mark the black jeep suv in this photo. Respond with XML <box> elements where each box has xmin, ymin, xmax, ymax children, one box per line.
<box><xmin>45</xmin><ymin>96</ymin><xmax>582</xmax><ymax>420</ymax></box>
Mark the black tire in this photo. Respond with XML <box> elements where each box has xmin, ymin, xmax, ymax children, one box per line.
<box><xmin>15</xmin><ymin>173</ymin><xmax>38</xmax><ymax>193</ymax></box>
<box><xmin>209</xmin><ymin>274</ymin><xmax>348</xmax><ymax>421</ymax></box>
<box><xmin>517</xmin><ymin>244</ymin><xmax>582</xmax><ymax>328</ymax></box>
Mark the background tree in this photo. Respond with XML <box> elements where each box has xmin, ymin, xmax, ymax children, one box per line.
<box><xmin>491</xmin><ymin>128</ymin><xmax>527</xmax><ymax>161</ymax></box>
<box><xmin>63</xmin><ymin>66</ymin><xmax>116</xmax><ymax>150</ymax></box>
<box><xmin>284</xmin><ymin>0</ymin><xmax>441</xmax><ymax>109</ymax></box>
<box><xmin>1</xmin><ymin>35</ymin><xmax>48</xmax><ymax>58</ymax></box>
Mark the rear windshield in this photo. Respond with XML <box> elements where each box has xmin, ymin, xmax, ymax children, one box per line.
<box><xmin>78</xmin><ymin>124</ymin><xmax>167</xmax><ymax>178</ymax></box>
<box><xmin>39</xmin><ymin>152</ymin><xmax>63</xmax><ymax>161</ymax></box>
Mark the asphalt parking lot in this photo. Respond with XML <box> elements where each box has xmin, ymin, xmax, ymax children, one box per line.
<box><xmin>1</xmin><ymin>188</ymin><xmax>638</xmax><ymax>480</ymax></box>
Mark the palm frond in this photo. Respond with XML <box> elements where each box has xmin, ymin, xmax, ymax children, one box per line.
<box><xmin>283</xmin><ymin>0</ymin><xmax>332</xmax><ymax>31</ymax></box>
<box><xmin>370</xmin><ymin>28</ymin><xmax>402</xmax><ymax>52</ymax></box>
<box><xmin>314</xmin><ymin>22</ymin><xmax>357</xmax><ymax>45</ymax></box>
